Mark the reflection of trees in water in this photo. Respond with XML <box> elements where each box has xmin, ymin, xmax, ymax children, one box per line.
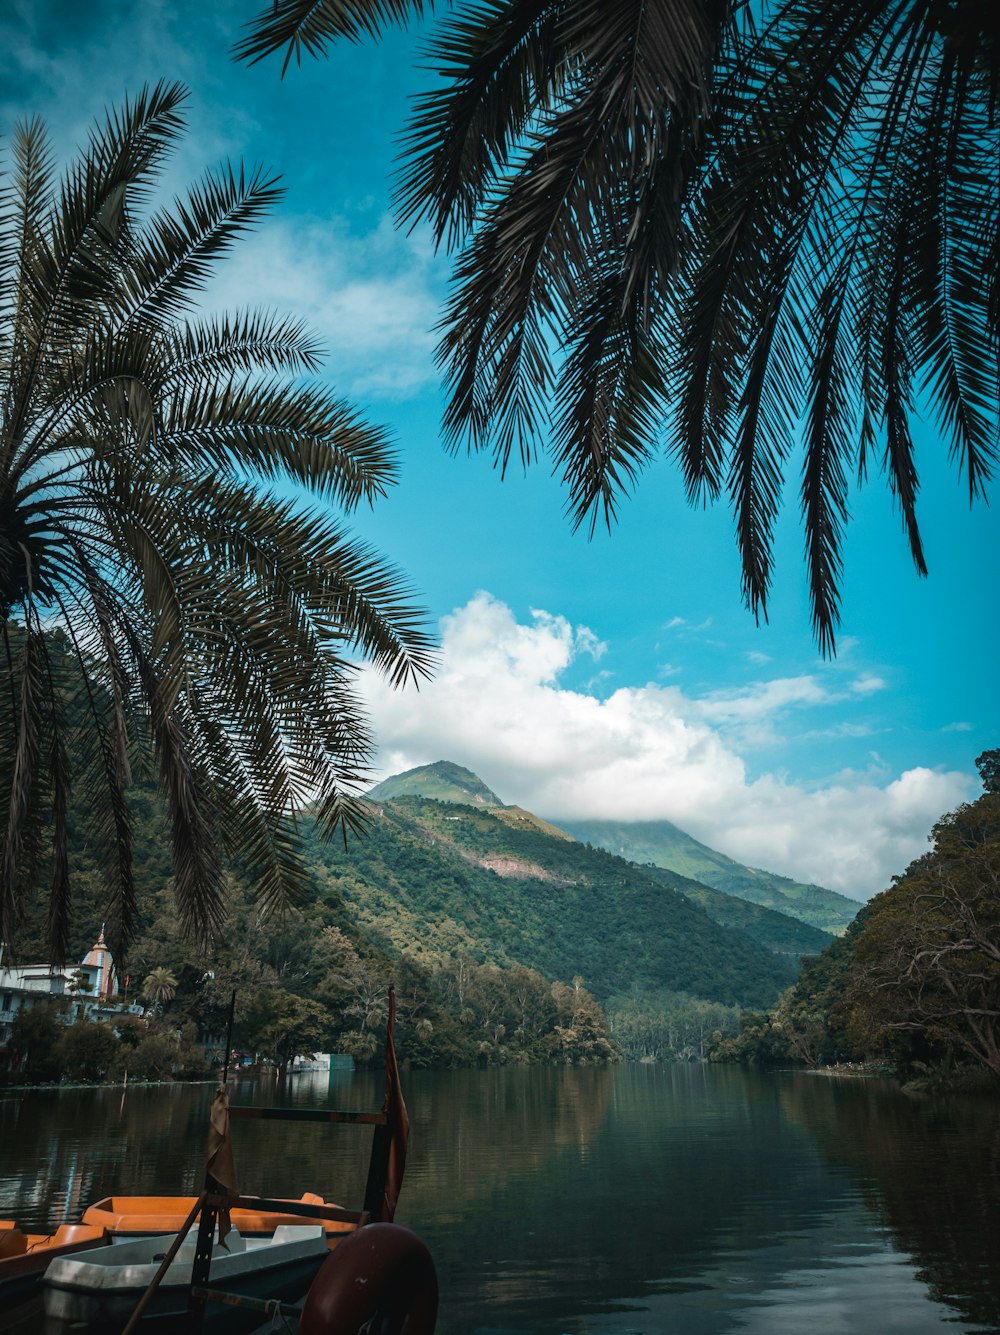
<box><xmin>406</xmin><ymin>1064</ymin><xmax>855</xmax><ymax>1326</ymax></box>
<box><xmin>404</xmin><ymin>1065</ymin><xmax>615</xmax><ymax>1222</ymax></box>
<box><xmin>13</xmin><ymin>1067</ymin><xmax>990</xmax><ymax>1332</ymax></box>
<box><xmin>0</xmin><ymin>1067</ymin><xmax>615</xmax><ymax>1237</ymax></box>
<box><xmin>779</xmin><ymin>1073</ymin><xmax>1000</xmax><ymax>1331</ymax></box>
<box><xmin>0</xmin><ymin>1085</ymin><xmax>217</xmax><ymax>1230</ymax></box>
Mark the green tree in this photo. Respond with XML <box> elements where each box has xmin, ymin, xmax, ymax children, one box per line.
<box><xmin>976</xmin><ymin>749</ymin><xmax>1000</xmax><ymax>796</ymax></box>
<box><xmin>6</xmin><ymin>998</ymin><xmax>66</xmax><ymax>1080</ymax></box>
<box><xmin>708</xmin><ymin>1011</ymin><xmax>790</xmax><ymax>1067</ymax></box>
<box><xmin>770</xmin><ymin>988</ymin><xmax>826</xmax><ymax>1069</ymax></box>
<box><xmin>55</xmin><ymin>1019</ymin><xmax>120</xmax><ymax>1082</ymax></box>
<box><xmin>0</xmin><ymin>85</ymin><xmax>433</xmax><ymax>962</ymax></box>
<box><xmin>239</xmin><ymin>1</ymin><xmax>998</xmax><ymax>653</ymax></box>
<box><xmin>141</xmin><ymin>967</ymin><xmax>178</xmax><ymax>1007</ymax></box>
<box><xmin>243</xmin><ymin>987</ymin><xmax>330</xmax><ymax>1069</ymax></box>
<box><xmin>843</xmin><ymin>793</ymin><xmax>1000</xmax><ymax>1077</ymax></box>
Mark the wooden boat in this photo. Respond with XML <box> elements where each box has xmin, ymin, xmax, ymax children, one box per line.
<box><xmin>0</xmin><ymin>1220</ymin><xmax>107</xmax><ymax>1310</ymax></box>
<box><xmin>42</xmin><ymin>1224</ymin><xmax>329</xmax><ymax>1328</ymax></box>
<box><xmin>82</xmin><ymin>1193</ymin><xmax>357</xmax><ymax>1248</ymax></box>
<box><xmin>35</xmin><ymin>989</ymin><xmax>424</xmax><ymax>1332</ymax></box>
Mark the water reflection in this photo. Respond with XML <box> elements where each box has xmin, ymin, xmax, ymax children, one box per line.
<box><xmin>780</xmin><ymin>1072</ymin><xmax>1000</xmax><ymax>1333</ymax></box>
<box><xmin>2</xmin><ymin>1067</ymin><xmax>998</xmax><ymax>1333</ymax></box>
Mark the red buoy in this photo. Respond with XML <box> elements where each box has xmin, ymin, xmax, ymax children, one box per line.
<box><xmin>299</xmin><ymin>1223</ymin><xmax>438</xmax><ymax>1335</ymax></box>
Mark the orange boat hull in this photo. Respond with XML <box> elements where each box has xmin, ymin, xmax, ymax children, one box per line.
<box><xmin>81</xmin><ymin>1194</ymin><xmax>356</xmax><ymax>1248</ymax></box>
<box><xmin>1</xmin><ymin>1219</ymin><xmax>108</xmax><ymax>1302</ymax></box>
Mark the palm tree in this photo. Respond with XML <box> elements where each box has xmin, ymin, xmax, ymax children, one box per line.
<box><xmin>0</xmin><ymin>83</ymin><xmax>434</xmax><ymax>963</ymax></box>
<box><xmin>141</xmin><ymin>967</ymin><xmax>178</xmax><ymax>1007</ymax></box>
<box><xmin>238</xmin><ymin>0</ymin><xmax>999</xmax><ymax>653</ymax></box>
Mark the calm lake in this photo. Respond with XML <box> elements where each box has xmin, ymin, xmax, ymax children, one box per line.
<box><xmin>2</xmin><ymin>1064</ymin><xmax>999</xmax><ymax>1334</ymax></box>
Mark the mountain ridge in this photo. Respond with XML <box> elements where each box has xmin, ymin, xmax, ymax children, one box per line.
<box><xmin>366</xmin><ymin>760</ymin><xmax>855</xmax><ymax>936</ymax></box>
<box><xmin>367</xmin><ymin>760</ymin><xmax>505</xmax><ymax>807</ymax></box>
<box><xmin>332</xmin><ymin>793</ymin><xmax>799</xmax><ymax>1007</ymax></box>
<box><xmin>560</xmin><ymin>817</ymin><xmax>858</xmax><ymax>934</ymax></box>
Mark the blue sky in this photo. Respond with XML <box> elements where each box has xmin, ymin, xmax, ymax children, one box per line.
<box><xmin>3</xmin><ymin>0</ymin><xmax>996</xmax><ymax>900</ymax></box>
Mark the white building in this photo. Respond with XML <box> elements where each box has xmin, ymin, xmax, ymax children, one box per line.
<box><xmin>0</xmin><ymin>929</ymin><xmax>144</xmax><ymax>1053</ymax></box>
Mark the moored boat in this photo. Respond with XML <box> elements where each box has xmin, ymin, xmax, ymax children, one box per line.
<box><xmin>82</xmin><ymin>1193</ymin><xmax>357</xmax><ymax>1248</ymax></box>
<box><xmin>0</xmin><ymin>1220</ymin><xmax>107</xmax><ymax>1310</ymax></box>
<box><xmin>43</xmin><ymin>1224</ymin><xmax>328</xmax><ymax>1328</ymax></box>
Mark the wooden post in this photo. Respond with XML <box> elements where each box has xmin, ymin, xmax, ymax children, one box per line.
<box><xmin>187</xmin><ymin>1199</ymin><xmax>217</xmax><ymax>1330</ymax></box>
<box><xmin>362</xmin><ymin>1122</ymin><xmax>391</xmax><ymax>1222</ymax></box>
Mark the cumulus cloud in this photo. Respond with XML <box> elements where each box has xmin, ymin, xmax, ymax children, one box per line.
<box><xmin>359</xmin><ymin>593</ymin><xmax>972</xmax><ymax>901</ymax></box>
<box><xmin>200</xmin><ymin>214</ymin><xmax>442</xmax><ymax>399</ymax></box>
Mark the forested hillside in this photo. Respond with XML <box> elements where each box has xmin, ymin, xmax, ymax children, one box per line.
<box><xmin>561</xmin><ymin>818</ymin><xmax>859</xmax><ymax>933</ymax></box>
<box><xmin>9</xmin><ymin>749</ymin><xmax>826</xmax><ymax>1077</ymax></box>
<box><xmin>304</xmin><ymin>795</ymin><xmax>797</xmax><ymax>1008</ymax></box>
<box><xmin>711</xmin><ymin>753</ymin><xmax>1000</xmax><ymax>1086</ymax></box>
<box><xmin>640</xmin><ymin>865</ymin><xmax>834</xmax><ymax>961</ymax></box>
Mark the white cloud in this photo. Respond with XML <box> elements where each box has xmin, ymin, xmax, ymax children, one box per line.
<box><xmin>359</xmin><ymin>593</ymin><xmax>973</xmax><ymax>901</ymax></box>
<box><xmin>851</xmin><ymin>674</ymin><xmax>887</xmax><ymax>696</ymax></box>
<box><xmin>696</xmin><ymin>677</ymin><xmax>832</xmax><ymax>725</ymax></box>
<box><xmin>200</xmin><ymin>214</ymin><xmax>442</xmax><ymax>399</ymax></box>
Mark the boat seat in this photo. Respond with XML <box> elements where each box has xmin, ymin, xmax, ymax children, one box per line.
<box><xmin>0</xmin><ymin>1224</ymin><xmax>27</xmax><ymax>1259</ymax></box>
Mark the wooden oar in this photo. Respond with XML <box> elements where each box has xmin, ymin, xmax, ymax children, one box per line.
<box><xmin>120</xmin><ymin>1192</ymin><xmax>206</xmax><ymax>1335</ymax></box>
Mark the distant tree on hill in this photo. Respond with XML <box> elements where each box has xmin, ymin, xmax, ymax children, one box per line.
<box><xmin>977</xmin><ymin>749</ymin><xmax>1000</xmax><ymax>795</ymax></box>
<box><xmin>141</xmin><ymin>968</ymin><xmax>178</xmax><ymax>1008</ymax></box>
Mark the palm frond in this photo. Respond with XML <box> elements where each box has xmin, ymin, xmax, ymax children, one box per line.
<box><xmin>394</xmin><ymin>0</ymin><xmax>560</xmax><ymax>244</ymax></box>
<box><xmin>235</xmin><ymin>0</ymin><xmax>428</xmax><ymax>71</ymax></box>
<box><xmin>551</xmin><ymin>270</ymin><xmax>663</xmax><ymax>533</ymax></box>
<box><xmin>112</xmin><ymin>164</ymin><xmax>284</xmax><ymax>328</ymax></box>
<box><xmin>0</xmin><ymin>89</ymin><xmax>433</xmax><ymax>951</ymax></box>
<box><xmin>264</xmin><ymin>0</ymin><xmax>999</xmax><ymax>650</ymax></box>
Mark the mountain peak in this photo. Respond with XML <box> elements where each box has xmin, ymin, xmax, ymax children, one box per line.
<box><xmin>366</xmin><ymin>760</ymin><xmax>505</xmax><ymax>807</ymax></box>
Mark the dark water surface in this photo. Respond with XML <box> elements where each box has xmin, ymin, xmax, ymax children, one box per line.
<box><xmin>2</xmin><ymin>1064</ymin><xmax>999</xmax><ymax>1334</ymax></box>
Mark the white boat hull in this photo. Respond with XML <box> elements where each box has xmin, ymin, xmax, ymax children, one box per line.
<box><xmin>43</xmin><ymin>1225</ymin><xmax>328</xmax><ymax>1328</ymax></box>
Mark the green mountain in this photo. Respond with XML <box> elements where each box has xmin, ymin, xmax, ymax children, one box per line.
<box><xmin>560</xmin><ymin>818</ymin><xmax>859</xmax><ymax>934</ymax></box>
<box><xmin>639</xmin><ymin>864</ymin><xmax>834</xmax><ymax>961</ymax></box>
<box><xmin>367</xmin><ymin>760</ymin><xmax>505</xmax><ymax>807</ymax></box>
<box><xmin>312</xmin><ymin>791</ymin><xmax>811</xmax><ymax>1009</ymax></box>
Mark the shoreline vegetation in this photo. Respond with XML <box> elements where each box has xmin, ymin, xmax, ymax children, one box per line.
<box><xmin>707</xmin><ymin>761</ymin><xmax>1000</xmax><ymax>1094</ymax></box>
<box><xmin>6</xmin><ymin>751</ymin><xmax>997</xmax><ymax>1094</ymax></box>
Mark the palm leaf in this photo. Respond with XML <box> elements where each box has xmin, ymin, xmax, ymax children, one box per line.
<box><xmin>235</xmin><ymin>0</ymin><xmax>429</xmax><ymax>70</ymax></box>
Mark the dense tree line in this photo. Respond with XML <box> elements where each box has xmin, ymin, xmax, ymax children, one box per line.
<box><xmin>4</xmin><ymin>916</ymin><xmax>617</xmax><ymax>1083</ymax></box>
<box><xmin>711</xmin><ymin>752</ymin><xmax>1000</xmax><ymax>1087</ymax></box>
<box><xmin>5</xmin><ymin>1000</ymin><xmax>209</xmax><ymax>1085</ymax></box>
<box><xmin>607</xmin><ymin>990</ymin><xmax>741</xmax><ymax>1062</ymax></box>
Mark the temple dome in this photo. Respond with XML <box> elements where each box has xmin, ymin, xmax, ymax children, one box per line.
<box><xmin>82</xmin><ymin>928</ymin><xmax>117</xmax><ymax>998</ymax></box>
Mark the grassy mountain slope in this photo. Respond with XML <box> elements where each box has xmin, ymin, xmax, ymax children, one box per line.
<box><xmin>309</xmin><ymin>796</ymin><xmax>798</xmax><ymax>1008</ymax></box>
<box><xmin>562</xmin><ymin>818</ymin><xmax>859</xmax><ymax>934</ymax></box>
<box><xmin>368</xmin><ymin>760</ymin><xmax>504</xmax><ymax>806</ymax></box>
<box><xmin>639</xmin><ymin>865</ymin><xmax>834</xmax><ymax>960</ymax></box>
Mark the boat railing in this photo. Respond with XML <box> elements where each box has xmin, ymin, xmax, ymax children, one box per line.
<box><xmin>119</xmin><ymin>1130</ymin><xmax>385</xmax><ymax>1335</ymax></box>
<box><xmin>122</xmin><ymin>988</ymin><xmax>405</xmax><ymax>1332</ymax></box>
